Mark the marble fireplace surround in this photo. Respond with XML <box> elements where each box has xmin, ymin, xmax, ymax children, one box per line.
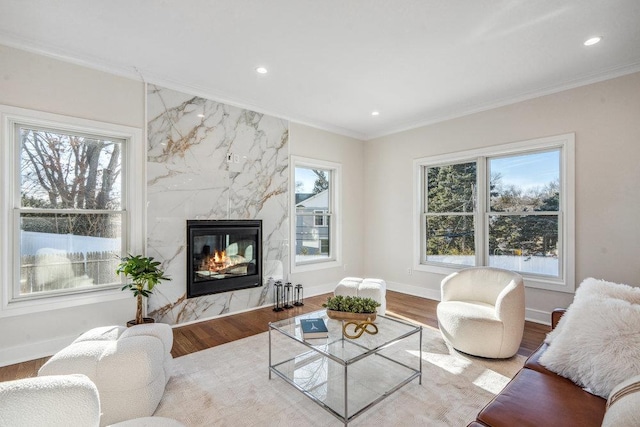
<box><xmin>146</xmin><ymin>84</ymin><xmax>289</xmax><ymax>326</ymax></box>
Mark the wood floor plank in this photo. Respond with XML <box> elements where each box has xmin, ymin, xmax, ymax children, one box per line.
<box><xmin>0</xmin><ymin>291</ymin><xmax>549</xmax><ymax>380</ymax></box>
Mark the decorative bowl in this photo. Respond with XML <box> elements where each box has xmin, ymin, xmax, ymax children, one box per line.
<box><xmin>326</xmin><ymin>309</ymin><xmax>376</xmax><ymax>322</ymax></box>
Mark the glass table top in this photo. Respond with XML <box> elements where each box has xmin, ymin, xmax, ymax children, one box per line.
<box><xmin>269</xmin><ymin>309</ymin><xmax>421</xmax><ymax>364</ymax></box>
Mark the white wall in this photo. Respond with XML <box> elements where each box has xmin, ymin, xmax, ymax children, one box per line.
<box><xmin>0</xmin><ymin>45</ymin><xmax>145</xmax><ymax>366</ymax></box>
<box><xmin>364</xmin><ymin>72</ymin><xmax>640</xmax><ymax>323</ymax></box>
<box><xmin>289</xmin><ymin>123</ymin><xmax>366</xmax><ymax>296</ymax></box>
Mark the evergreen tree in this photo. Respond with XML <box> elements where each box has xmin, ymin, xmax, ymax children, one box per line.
<box><xmin>312</xmin><ymin>170</ymin><xmax>329</xmax><ymax>194</ymax></box>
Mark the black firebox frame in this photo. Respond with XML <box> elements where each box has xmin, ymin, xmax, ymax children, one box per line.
<box><xmin>186</xmin><ymin>219</ymin><xmax>263</xmax><ymax>298</ymax></box>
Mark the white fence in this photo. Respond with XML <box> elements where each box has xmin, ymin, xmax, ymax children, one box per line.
<box><xmin>20</xmin><ymin>231</ymin><xmax>121</xmax><ymax>293</ymax></box>
<box><xmin>21</xmin><ymin>231</ymin><xmax>120</xmax><ymax>256</ymax></box>
<box><xmin>427</xmin><ymin>255</ymin><xmax>559</xmax><ymax>276</ymax></box>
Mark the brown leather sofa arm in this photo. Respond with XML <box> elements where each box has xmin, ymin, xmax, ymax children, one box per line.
<box><xmin>551</xmin><ymin>308</ymin><xmax>566</xmax><ymax>329</ymax></box>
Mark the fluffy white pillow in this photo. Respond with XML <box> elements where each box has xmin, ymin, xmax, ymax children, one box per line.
<box><xmin>602</xmin><ymin>374</ymin><xmax>640</xmax><ymax>427</ymax></box>
<box><xmin>539</xmin><ymin>294</ymin><xmax>640</xmax><ymax>398</ymax></box>
<box><xmin>545</xmin><ymin>278</ymin><xmax>640</xmax><ymax>344</ymax></box>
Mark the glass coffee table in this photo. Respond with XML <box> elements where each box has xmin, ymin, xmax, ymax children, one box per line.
<box><xmin>268</xmin><ymin>309</ymin><xmax>422</xmax><ymax>426</ymax></box>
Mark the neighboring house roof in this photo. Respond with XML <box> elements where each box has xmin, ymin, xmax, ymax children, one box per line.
<box><xmin>295</xmin><ymin>193</ymin><xmax>314</xmax><ymax>204</ymax></box>
<box><xmin>295</xmin><ymin>190</ymin><xmax>328</xmax><ymax>209</ymax></box>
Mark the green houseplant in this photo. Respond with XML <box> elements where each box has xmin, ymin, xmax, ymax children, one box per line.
<box><xmin>323</xmin><ymin>295</ymin><xmax>380</xmax><ymax>321</ymax></box>
<box><xmin>116</xmin><ymin>254</ymin><xmax>171</xmax><ymax>326</ymax></box>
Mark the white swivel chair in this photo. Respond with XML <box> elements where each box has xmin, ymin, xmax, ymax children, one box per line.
<box><xmin>437</xmin><ymin>267</ymin><xmax>525</xmax><ymax>358</ymax></box>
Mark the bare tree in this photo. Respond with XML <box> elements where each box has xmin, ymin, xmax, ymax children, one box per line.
<box><xmin>20</xmin><ymin>128</ymin><xmax>121</xmax><ymax>236</ymax></box>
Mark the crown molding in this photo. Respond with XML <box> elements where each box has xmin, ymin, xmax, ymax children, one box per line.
<box><xmin>3</xmin><ymin>30</ymin><xmax>639</xmax><ymax>143</ymax></box>
<box><xmin>365</xmin><ymin>61</ymin><xmax>640</xmax><ymax>140</ymax></box>
<box><xmin>0</xmin><ymin>32</ymin><xmax>366</xmax><ymax>141</ymax></box>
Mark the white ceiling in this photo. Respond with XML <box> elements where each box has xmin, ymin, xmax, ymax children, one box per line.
<box><xmin>1</xmin><ymin>1</ymin><xmax>639</xmax><ymax>140</ymax></box>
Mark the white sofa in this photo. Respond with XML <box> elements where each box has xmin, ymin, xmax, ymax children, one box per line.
<box><xmin>38</xmin><ymin>323</ymin><xmax>174</xmax><ymax>426</ymax></box>
<box><xmin>0</xmin><ymin>374</ymin><xmax>183</xmax><ymax>427</ymax></box>
<box><xmin>437</xmin><ymin>267</ymin><xmax>525</xmax><ymax>358</ymax></box>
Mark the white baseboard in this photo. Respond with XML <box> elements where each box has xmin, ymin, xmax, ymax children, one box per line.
<box><xmin>385</xmin><ymin>280</ymin><xmax>441</xmax><ymax>301</ymax></box>
<box><xmin>386</xmin><ymin>280</ymin><xmax>552</xmax><ymax>326</ymax></box>
<box><xmin>525</xmin><ymin>308</ymin><xmax>552</xmax><ymax>325</ymax></box>
<box><xmin>0</xmin><ymin>334</ymin><xmax>77</xmax><ymax>368</ymax></box>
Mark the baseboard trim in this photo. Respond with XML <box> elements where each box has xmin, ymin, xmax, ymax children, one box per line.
<box><xmin>386</xmin><ymin>281</ymin><xmax>441</xmax><ymax>301</ymax></box>
<box><xmin>386</xmin><ymin>280</ymin><xmax>552</xmax><ymax>326</ymax></box>
<box><xmin>525</xmin><ymin>308</ymin><xmax>552</xmax><ymax>325</ymax></box>
<box><xmin>0</xmin><ymin>334</ymin><xmax>78</xmax><ymax>368</ymax></box>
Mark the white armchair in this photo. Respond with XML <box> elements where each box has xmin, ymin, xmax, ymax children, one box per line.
<box><xmin>437</xmin><ymin>267</ymin><xmax>525</xmax><ymax>358</ymax></box>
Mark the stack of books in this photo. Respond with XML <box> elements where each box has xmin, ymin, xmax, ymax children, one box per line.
<box><xmin>300</xmin><ymin>318</ymin><xmax>328</xmax><ymax>339</ymax></box>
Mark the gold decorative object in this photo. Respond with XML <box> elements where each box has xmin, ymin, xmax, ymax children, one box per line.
<box><xmin>342</xmin><ymin>320</ymin><xmax>379</xmax><ymax>339</ymax></box>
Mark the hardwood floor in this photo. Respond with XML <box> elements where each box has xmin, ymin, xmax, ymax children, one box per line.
<box><xmin>0</xmin><ymin>291</ymin><xmax>550</xmax><ymax>382</ymax></box>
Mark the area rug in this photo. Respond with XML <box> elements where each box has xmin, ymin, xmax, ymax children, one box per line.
<box><xmin>154</xmin><ymin>325</ymin><xmax>525</xmax><ymax>426</ymax></box>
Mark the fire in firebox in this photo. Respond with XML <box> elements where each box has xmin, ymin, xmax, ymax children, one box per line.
<box><xmin>199</xmin><ymin>249</ymin><xmax>250</xmax><ymax>276</ymax></box>
<box><xmin>187</xmin><ymin>219</ymin><xmax>262</xmax><ymax>298</ymax></box>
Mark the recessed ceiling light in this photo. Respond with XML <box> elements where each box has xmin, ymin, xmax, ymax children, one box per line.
<box><xmin>584</xmin><ymin>36</ymin><xmax>602</xmax><ymax>46</ymax></box>
<box><xmin>371</xmin><ymin>111</ymin><xmax>380</xmax><ymax>116</ymax></box>
<box><xmin>256</xmin><ymin>66</ymin><xmax>268</xmax><ymax>74</ymax></box>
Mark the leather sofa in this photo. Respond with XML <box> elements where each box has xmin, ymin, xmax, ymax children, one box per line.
<box><xmin>467</xmin><ymin>309</ymin><xmax>606</xmax><ymax>427</ymax></box>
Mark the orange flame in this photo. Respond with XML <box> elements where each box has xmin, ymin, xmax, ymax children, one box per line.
<box><xmin>214</xmin><ymin>250</ymin><xmax>226</xmax><ymax>263</ymax></box>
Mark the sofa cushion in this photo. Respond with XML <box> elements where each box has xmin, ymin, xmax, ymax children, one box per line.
<box><xmin>602</xmin><ymin>374</ymin><xmax>640</xmax><ymax>427</ymax></box>
<box><xmin>476</xmin><ymin>368</ymin><xmax>605</xmax><ymax>427</ymax></box>
<box><xmin>539</xmin><ymin>293</ymin><xmax>640</xmax><ymax>398</ymax></box>
<box><xmin>546</xmin><ymin>278</ymin><xmax>640</xmax><ymax>344</ymax></box>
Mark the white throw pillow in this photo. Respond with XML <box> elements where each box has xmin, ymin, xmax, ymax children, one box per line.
<box><xmin>545</xmin><ymin>278</ymin><xmax>640</xmax><ymax>344</ymax></box>
<box><xmin>539</xmin><ymin>294</ymin><xmax>640</xmax><ymax>398</ymax></box>
<box><xmin>602</xmin><ymin>375</ymin><xmax>640</xmax><ymax>427</ymax></box>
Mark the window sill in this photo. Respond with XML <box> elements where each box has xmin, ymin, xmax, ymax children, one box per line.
<box><xmin>413</xmin><ymin>263</ymin><xmax>575</xmax><ymax>293</ymax></box>
<box><xmin>0</xmin><ymin>287</ymin><xmax>130</xmax><ymax>318</ymax></box>
<box><xmin>291</xmin><ymin>259</ymin><xmax>341</xmax><ymax>274</ymax></box>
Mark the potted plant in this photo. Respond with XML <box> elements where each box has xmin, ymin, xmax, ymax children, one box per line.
<box><xmin>323</xmin><ymin>295</ymin><xmax>380</xmax><ymax>321</ymax></box>
<box><xmin>116</xmin><ymin>254</ymin><xmax>171</xmax><ymax>326</ymax></box>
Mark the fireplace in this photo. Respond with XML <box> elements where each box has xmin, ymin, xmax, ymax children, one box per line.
<box><xmin>186</xmin><ymin>220</ymin><xmax>262</xmax><ymax>298</ymax></box>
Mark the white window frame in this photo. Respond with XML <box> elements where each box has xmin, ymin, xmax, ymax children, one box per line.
<box><xmin>0</xmin><ymin>105</ymin><xmax>145</xmax><ymax>317</ymax></box>
<box><xmin>413</xmin><ymin>133</ymin><xmax>575</xmax><ymax>293</ymax></box>
<box><xmin>290</xmin><ymin>156</ymin><xmax>342</xmax><ymax>273</ymax></box>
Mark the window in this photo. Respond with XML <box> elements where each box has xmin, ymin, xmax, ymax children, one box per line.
<box><xmin>415</xmin><ymin>134</ymin><xmax>575</xmax><ymax>292</ymax></box>
<box><xmin>291</xmin><ymin>156</ymin><xmax>341</xmax><ymax>271</ymax></box>
<box><xmin>488</xmin><ymin>150</ymin><xmax>560</xmax><ymax>277</ymax></box>
<box><xmin>424</xmin><ymin>161</ymin><xmax>477</xmax><ymax>266</ymax></box>
<box><xmin>1</xmin><ymin>105</ymin><xmax>144</xmax><ymax>315</ymax></box>
<box><xmin>314</xmin><ymin>210</ymin><xmax>328</xmax><ymax>227</ymax></box>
